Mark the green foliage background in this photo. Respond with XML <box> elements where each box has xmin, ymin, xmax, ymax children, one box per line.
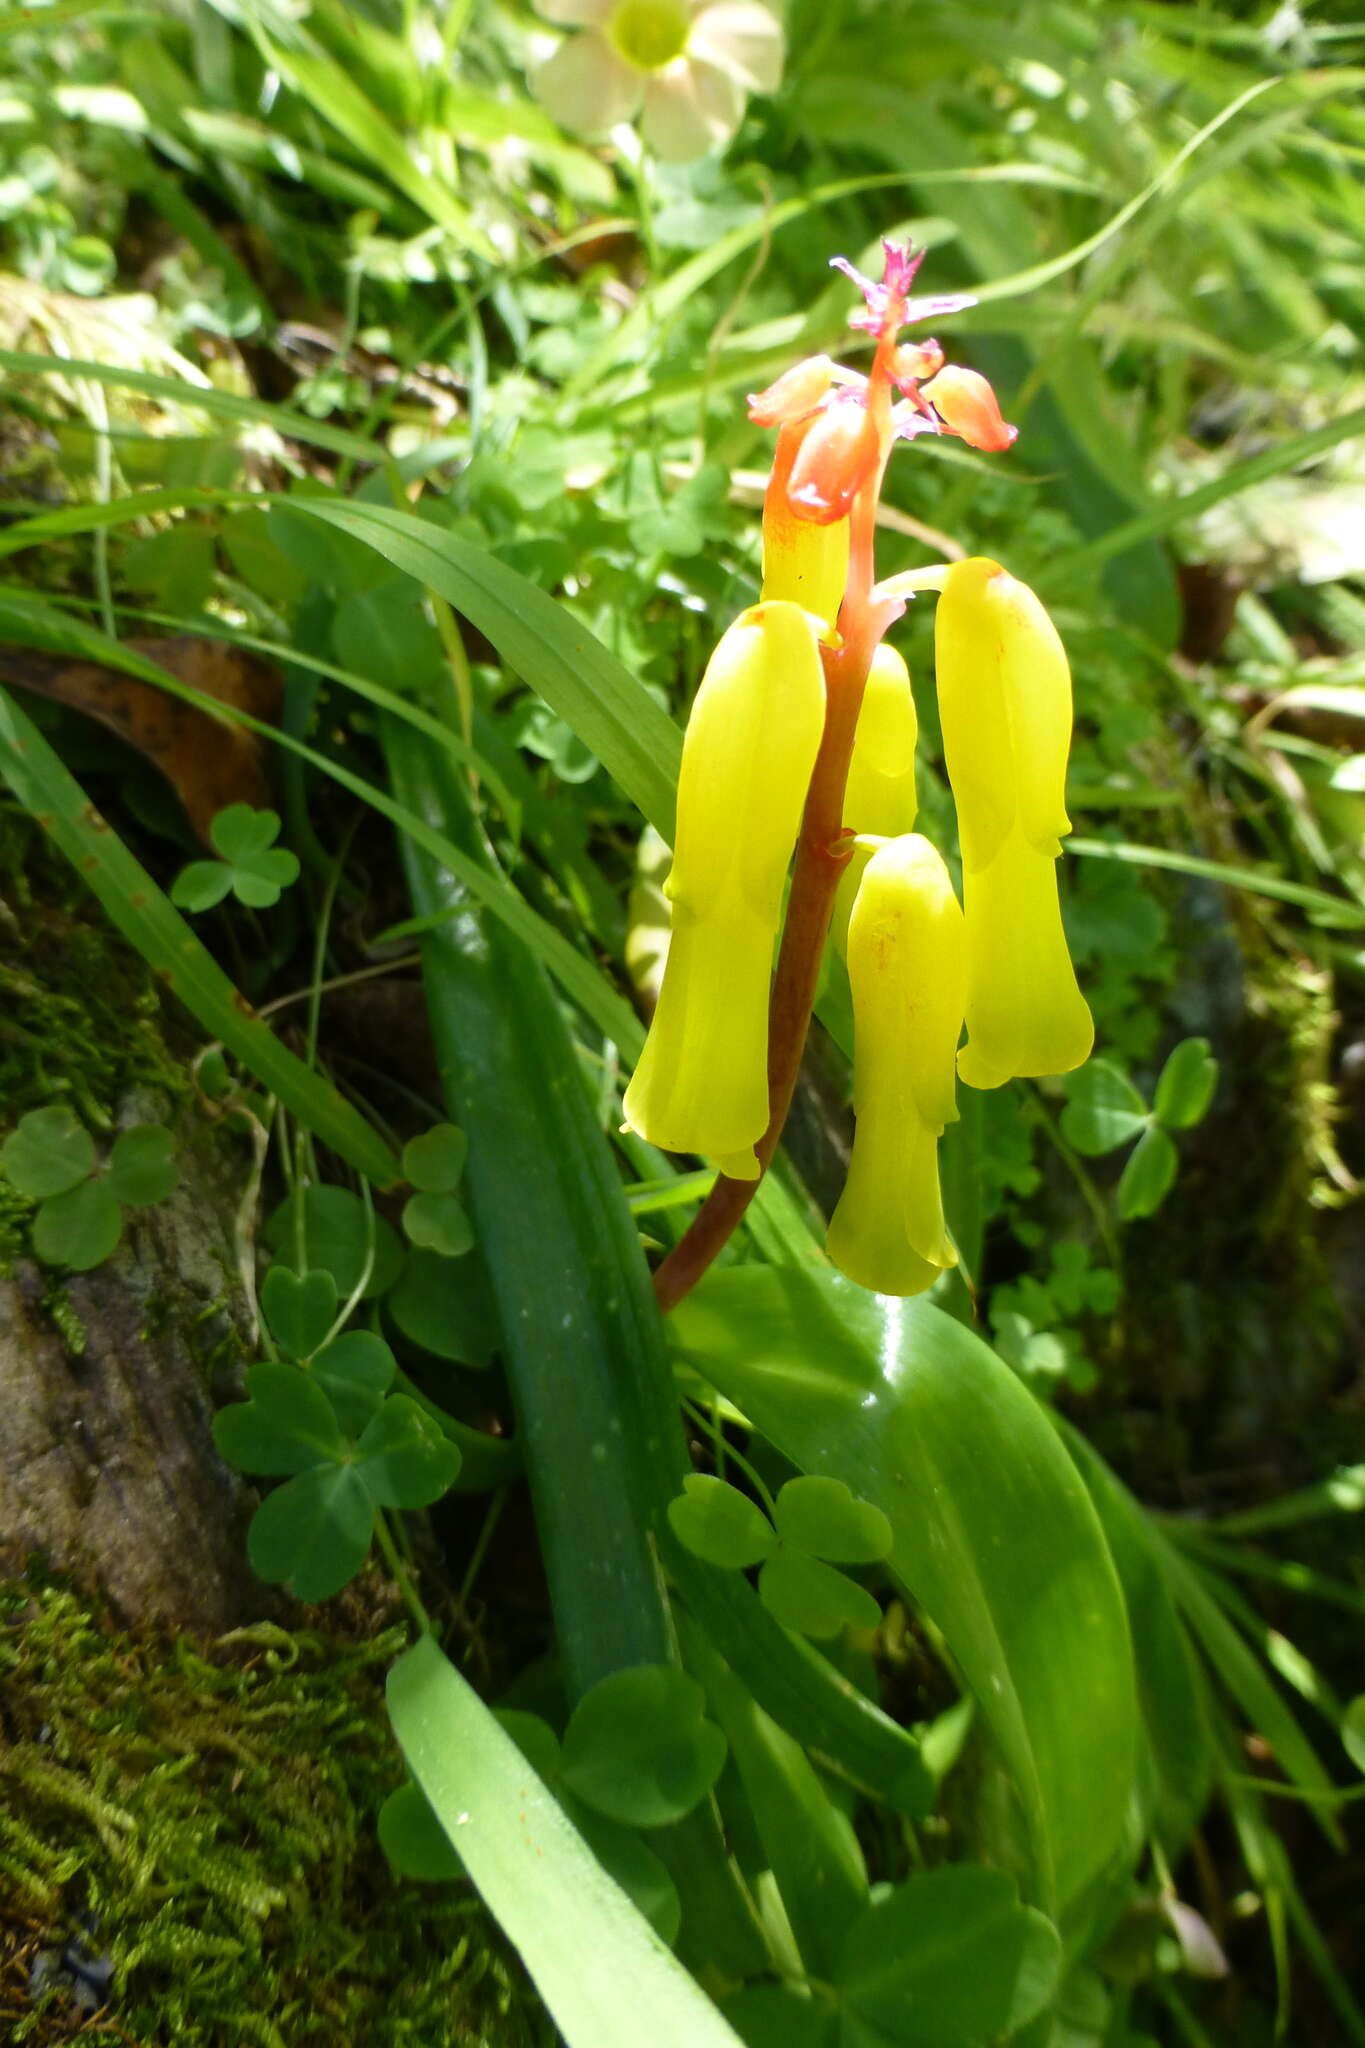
<box><xmin>0</xmin><ymin>1</ymin><xmax>1362</xmax><ymax>2044</ymax></box>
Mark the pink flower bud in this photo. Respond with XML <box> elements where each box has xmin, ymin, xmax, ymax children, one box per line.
<box><xmin>920</xmin><ymin>366</ymin><xmax>1017</xmax><ymax>452</ymax></box>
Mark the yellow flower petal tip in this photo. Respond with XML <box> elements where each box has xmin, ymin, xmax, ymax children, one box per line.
<box><xmin>843</xmin><ymin>640</ymin><xmax>918</xmax><ymax>839</ymax></box>
<box><xmin>622</xmin><ymin>600</ymin><xmax>825</xmax><ymax>1169</ymax></box>
<box><xmin>934</xmin><ymin>556</ymin><xmax>1092</xmax><ymax>1090</ymax></box>
<box><xmin>826</xmin><ymin>834</ymin><xmax>965</xmax><ymax>1298</ymax></box>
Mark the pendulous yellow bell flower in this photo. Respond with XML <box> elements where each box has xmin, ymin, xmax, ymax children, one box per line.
<box><xmin>935</xmin><ymin>557</ymin><xmax>1093</xmax><ymax>1090</ymax></box>
<box><xmin>843</xmin><ymin>641</ymin><xmax>919</xmax><ymax>838</ymax></box>
<box><xmin>826</xmin><ymin>834</ymin><xmax>964</xmax><ymax>1297</ymax></box>
<box><xmin>623</xmin><ymin>600</ymin><xmax>826</xmax><ymax>1179</ymax></box>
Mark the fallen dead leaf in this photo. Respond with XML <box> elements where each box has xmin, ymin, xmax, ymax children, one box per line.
<box><xmin>0</xmin><ymin>636</ymin><xmax>282</xmax><ymax>844</ymax></box>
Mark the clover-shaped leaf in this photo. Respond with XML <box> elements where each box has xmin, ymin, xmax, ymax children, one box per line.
<box><xmin>260</xmin><ymin>1265</ymin><xmax>339</xmax><ymax>1360</ymax></box>
<box><xmin>2</xmin><ymin>1109</ymin><xmax>179</xmax><ymax>1271</ymax></box>
<box><xmin>386</xmin><ymin>1246</ymin><xmax>500</xmax><ymax>1367</ymax></box>
<box><xmin>667</xmin><ymin>1475</ymin><xmax>776</xmax><ymax>1569</ymax></box>
<box><xmin>265</xmin><ymin>1185</ymin><xmax>404</xmax><ymax>1300</ymax></box>
<box><xmin>758</xmin><ymin>1551</ymin><xmax>882</xmax><ymax>1640</ymax></box>
<box><xmin>171</xmin><ymin>803</ymin><xmax>300</xmax><ymax>912</ymax></box>
<box><xmin>1</xmin><ymin>1105</ymin><xmax>95</xmax><ymax>1198</ymax></box>
<box><xmin>401</xmin><ymin>1192</ymin><xmax>474</xmax><ymax>1259</ymax></box>
<box><xmin>773</xmin><ymin>1476</ymin><xmax>892</xmax><ymax>1565</ymax></box>
<box><xmin>560</xmin><ymin>1666</ymin><xmax>726</xmax><ymax>1830</ymax></box>
<box><xmin>213</xmin><ymin>1362</ymin><xmax>346</xmax><ymax>1475</ymax></box>
<box><xmin>312</xmin><ymin>1330</ymin><xmax>395</xmax><ymax>1436</ymax></box>
<box><xmin>1058</xmin><ymin>1061</ymin><xmax>1148</xmax><ymax>1156</ymax></box>
<box><xmin>32</xmin><ymin>1178</ymin><xmax>122</xmax><ymax>1271</ymax></box>
<box><xmin>105</xmin><ymin>1125</ymin><xmax>179</xmax><ymax>1207</ymax></box>
<box><xmin>1061</xmin><ymin>1041</ymin><xmax>1217</xmax><ymax>1225</ymax></box>
<box><xmin>1116</xmin><ymin>1124</ymin><xmax>1178</xmax><ymax>1222</ymax></box>
<box><xmin>247</xmin><ymin>1464</ymin><xmax>373</xmax><ymax>1602</ymax></box>
<box><xmin>402</xmin><ymin>1124</ymin><xmax>468</xmax><ymax>1194</ymax></box>
<box><xmin>378</xmin><ymin>1779</ymin><xmax>465</xmax><ymax>1883</ymax></box>
<box><xmin>836</xmin><ymin>1865</ymin><xmax>1061</xmax><ymax>2046</ymax></box>
<box><xmin>353</xmin><ymin>1394</ymin><xmax>461</xmax><ymax>1508</ymax></box>
<box><xmin>1153</xmin><ymin>1036</ymin><xmax>1219</xmax><ymax>1129</ymax></box>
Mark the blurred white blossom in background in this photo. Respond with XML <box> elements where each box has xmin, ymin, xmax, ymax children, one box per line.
<box><xmin>531</xmin><ymin>0</ymin><xmax>784</xmax><ymax>162</ymax></box>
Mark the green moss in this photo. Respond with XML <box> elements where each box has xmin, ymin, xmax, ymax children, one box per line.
<box><xmin>0</xmin><ymin>813</ymin><xmax>187</xmax><ymax>1136</ymax></box>
<box><xmin>0</xmin><ymin>1585</ymin><xmax>554</xmax><ymax>2048</ymax></box>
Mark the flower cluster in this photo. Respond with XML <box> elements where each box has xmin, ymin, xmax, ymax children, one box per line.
<box><xmin>629</xmin><ymin>244</ymin><xmax>1093</xmax><ymax>1301</ymax></box>
<box><xmin>531</xmin><ymin>0</ymin><xmax>784</xmax><ymax>163</ymax></box>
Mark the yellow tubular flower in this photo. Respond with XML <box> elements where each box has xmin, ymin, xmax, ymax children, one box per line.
<box><xmin>759</xmin><ymin>420</ymin><xmax>850</xmax><ymax>635</ymax></box>
<box><xmin>826</xmin><ymin>835</ymin><xmax>964</xmax><ymax>1297</ymax></box>
<box><xmin>935</xmin><ymin>557</ymin><xmax>1093</xmax><ymax>1089</ymax></box>
<box><xmin>843</xmin><ymin>641</ymin><xmax>918</xmax><ymax>838</ymax></box>
<box><xmin>623</xmin><ymin>600</ymin><xmax>826</xmax><ymax>1178</ymax></box>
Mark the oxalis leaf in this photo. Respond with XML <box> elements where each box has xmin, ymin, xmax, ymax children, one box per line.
<box><xmin>0</xmin><ymin>1105</ymin><xmax>95</xmax><ymax>1199</ymax></box>
<box><xmin>836</xmin><ymin>1864</ymin><xmax>1061</xmax><ymax>2047</ymax></box>
<box><xmin>668</xmin><ymin>1266</ymin><xmax>1136</xmax><ymax>1917</ymax></box>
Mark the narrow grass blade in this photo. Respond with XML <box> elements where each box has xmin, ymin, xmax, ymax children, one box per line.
<box><xmin>0</xmin><ymin>349</ymin><xmax>383</xmax><ymax>464</ymax></box>
<box><xmin>1069</xmin><ymin>837</ymin><xmax>1365</xmax><ymax>926</ymax></box>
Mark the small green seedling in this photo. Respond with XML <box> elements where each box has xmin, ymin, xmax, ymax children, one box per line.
<box><xmin>0</xmin><ymin>1105</ymin><xmax>179</xmax><ymax>1271</ymax></box>
<box><xmin>171</xmin><ymin>803</ymin><xmax>301</xmax><ymax>912</ymax></box>
<box><xmin>214</xmin><ymin>1340</ymin><xmax>461</xmax><ymax>1603</ymax></box>
<box><xmin>1059</xmin><ymin>1036</ymin><xmax>1219</xmax><ymax>1221</ymax></box>
<box><xmin>668</xmin><ymin>1473</ymin><xmax>892</xmax><ymax>1640</ymax></box>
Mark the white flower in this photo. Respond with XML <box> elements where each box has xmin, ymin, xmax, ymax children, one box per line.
<box><xmin>532</xmin><ymin>0</ymin><xmax>784</xmax><ymax>163</ymax></box>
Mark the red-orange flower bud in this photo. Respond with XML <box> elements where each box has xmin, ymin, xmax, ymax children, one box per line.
<box><xmin>748</xmin><ymin>354</ymin><xmax>837</xmax><ymax>429</ymax></box>
<box><xmin>920</xmin><ymin>365</ymin><xmax>1017</xmax><ymax>452</ymax></box>
<box><xmin>785</xmin><ymin>400</ymin><xmax>880</xmax><ymax>524</ymax></box>
<box><xmin>890</xmin><ymin>339</ymin><xmax>944</xmax><ymax>388</ymax></box>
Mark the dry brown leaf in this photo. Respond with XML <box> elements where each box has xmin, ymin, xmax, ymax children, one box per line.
<box><xmin>0</xmin><ymin>636</ymin><xmax>282</xmax><ymax>844</ymax></box>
